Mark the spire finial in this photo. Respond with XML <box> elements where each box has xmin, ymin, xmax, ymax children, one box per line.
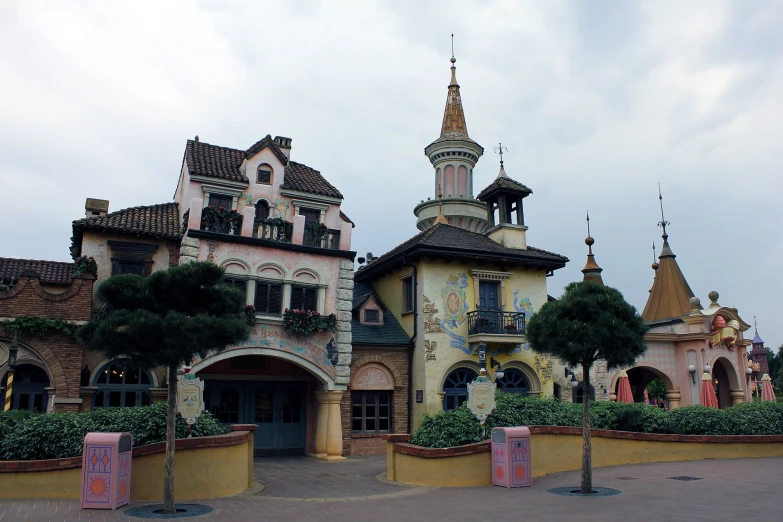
<box><xmin>494</xmin><ymin>142</ymin><xmax>507</xmax><ymax>168</ymax></box>
<box><xmin>581</xmin><ymin>211</ymin><xmax>603</xmax><ymax>284</ymax></box>
<box><xmin>585</xmin><ymin>210</ymin><xmax>594</xmax><ymax>254</ymax></box>
<box><xmin>434</xmin><ymin>183</ymin><xmax>448</xmax><ymax>225</ymax></box>
<box><xmin>651</xmin><ymin>241</ymin><xmax>659</xmax><ymax>272</ymax></box>
<box><xmin>657</xmin><ymin>184</ymin><xmax>670</xmax><ymax>241</ymax></box>
<box><xmin>451</xmin><ymin>34</ymin><xmax>456</xmax><ymax>64</ymax></box>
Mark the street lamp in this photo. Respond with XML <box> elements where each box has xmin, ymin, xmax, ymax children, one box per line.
<box><xmin>8</xmin><ymin>334</ymin><xmax>18</xmax><ymax>369</ymax></box>
<box><xmin>703</xmin><ymin>363</ymin><xmax>711</xmax><ymax>373</ymax></box>
<box><xmin>565</xmin><ymin>368</ymin><xmax>579</xmax><ymax>388</ymax></box>
<box><xmin>490</xmin><ymin>358</ymin><xmax>504</xmax><ymax>381</ymax></box>
<box><xmin>688</xmin><ymin>364</ymin><xmax>697</xmax><ymax>384</ymax></box>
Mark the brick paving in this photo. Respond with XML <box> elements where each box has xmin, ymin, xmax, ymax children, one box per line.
<box><xmin>0</xmin><ymin>457</ymin><xmax>780</xmax><ymax>521</ymax></box>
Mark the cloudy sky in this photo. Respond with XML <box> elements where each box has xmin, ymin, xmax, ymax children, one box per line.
<box><xmin>1</xmin><ymin>1</ymin><xmax>781</xmax><ymax>350</ymax></box>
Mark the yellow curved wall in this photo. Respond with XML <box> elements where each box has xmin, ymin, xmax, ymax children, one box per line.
<box><xmin>387</xmin><ymin>435</ymin><xmax>783</xmax><ymax>487</ymax></box>
<box><xmin>0</xmin><ymin>441</ymin><xmax>250</xmax><ymax>500</ymax></box>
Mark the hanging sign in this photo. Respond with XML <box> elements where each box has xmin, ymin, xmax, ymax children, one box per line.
<box><xmin>467</xmin><ymin>375</ymin><xmax>497</xmax><ymax>424</ymax></box>
<box><xmin>177</xmin><ymin>373</ymin><xmax>205</xmax><ymax>425</ymax></box>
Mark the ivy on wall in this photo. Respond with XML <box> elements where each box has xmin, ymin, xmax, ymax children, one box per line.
<box><xmin>1</xmin><ymin>316</ymin><xmax>81</xmax><ymax>338</ymax></box>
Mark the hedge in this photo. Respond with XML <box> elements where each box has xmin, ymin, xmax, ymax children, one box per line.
<box><xmin>0</xmin><ymin>402</ymin><xmax>229</xmax><ymax>461</ymax></box>
<box><xmin>410</xmin><ymin>391</ymin><xmax>783</xmax><ymax>448</ymax></box>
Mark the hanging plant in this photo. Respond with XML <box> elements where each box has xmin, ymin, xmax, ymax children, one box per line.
<box><xmin>283</xmin><ymin>309</ymin><xmax>322</xmax><ymax>336</ymax></box>
<box><xmin>181</xmin><ymin>209</ymin><xmax>190</xmax><ymax>235</ymax></box>
<box><xmin>73</xmin><ymin>256</ymin><xmax>98</xmax><ymax>277</ymax></box>
<box><xmin>304</xmin><ymin>222</ymin><xmax>329</xmax><ymax>247</ymax></box>
<box><xmin>244</xmin><ymin>305</ymin><xmax>256</xmax><ymax>326</ymax></box>
<box><xmin>318</xmin><ymin>313</ymin><xmax>338</xmax><ymax>333</ymax></box>
<box><xmin>200</xmin><ymin>206</ymin><xmax>243</xmax><ymax>235</ymax></box>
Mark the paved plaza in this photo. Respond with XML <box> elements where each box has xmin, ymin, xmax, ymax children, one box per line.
<box><xmin>0</xmin><ymin>456</ymin><xmax>780</xmax><ymax>521</ymax></box>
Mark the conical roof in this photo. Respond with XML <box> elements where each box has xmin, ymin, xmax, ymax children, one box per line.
<box><xmin>642</xmin><ymin>234</ymin><xmax>695</xmax><ymax>322</ymax></box>
<box><xmin>582</xmin><ymin>237</ymin><xmax>604</xmax><ymax>285</ymax></box>
<box><xmin>753</xmin><ymin>328</ymin><xmax>764</xmax><ymax>345</ymax></box>
<box><xmin>440</xmin><ymin>60</ymin><xmax>468</xmax><ymax>137</ymax></box>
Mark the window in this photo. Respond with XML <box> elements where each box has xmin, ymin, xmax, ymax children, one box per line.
<box><xmin>93</xmin><ymin>362</ymin><xmax>153</xmax><ymax>408</ymax></box>
<box><xmin>255</xmin><ymin>201</ymin><xmax>269</xmax><ymax>221</ymax></box>
<box><xmin>216</xmin><ymin>388</ymin><xmax>240</xmax><ymax>424</ymax></box>
<box><xmin>290</xmin><ymin>285</ymin><xmax>318</xmax><ymax>312</ymax></box>
<box><xmin>442</xmin><ymin>368</ymin><xmax>478</xmax><ymax>411</ymax></box>
<box><xmin>402</xmin><ymin>276</ymin><xmax>414</xmax><ymax>313</ymax></box>
<box><xmin>223</xmin><ymin>277</ymin><xmax>247</xmax><ymax>299</ymax></box>
<box><xmin>116</xmin><ymin>260</ymin><xmax>146</xmax><ymax>276</ymax></box>
<box><xmin>364</xmin><ymin>309</ymin><xmax>380</xmax><ymax>323</ymax></box>
<box><xmin>257</xmin><ymin>165</ymin><xmax>272</xmax><ymax>184</ymax></box>
<box><xmin>496</xmin><ymin>369</ymin><xmax>529</xmax><ymax>395</ymax></box>
<box><xmin>208</xmin><ymin>194</ymin><xmax>233</xmax><ymax>209</ymax></box>
<box><xmin>573</xmin><ymin>383</ymin><xmax>595</xmax><ymax>404</ymax></box>
<box><xmin>351</xmin><ymin>391</ymin><xmax>391</xmax><ymax>433</ymax></box>
<box><xmin>4</xmin><ymin>365</ymin><xmax>49</xmax><ymax>412</ymax></box>
<box><xmin>300</xmin><ymin>207</ymin><xmax>321</xmax><ymax>247</ymax></box>
<box><xmin>255</xmin><ymin>282</ymin><xmax>283</xmax><ymax>315</ymax></box>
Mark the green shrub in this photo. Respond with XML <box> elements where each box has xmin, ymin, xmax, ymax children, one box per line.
<box><xmin>0</xmin><ymin>402</ymin><xmax>229</xmax><ymax>461</ymax></box>
<box><xmin>409</xmin><ymin>392</ymin><xmax>783</xmax><ymax>448</ymax></box>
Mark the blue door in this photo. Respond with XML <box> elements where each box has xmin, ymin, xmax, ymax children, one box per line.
<box><xmin>478</xmin><ymin>282</ymin><xmax>499</xmax><ymax>332</ymax></box>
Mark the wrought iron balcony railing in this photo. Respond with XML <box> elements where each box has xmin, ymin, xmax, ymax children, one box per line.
<box><xmin>467</xmin><ymin>310</ymin><xmax>526</xmax><ymax>336</ymax></box>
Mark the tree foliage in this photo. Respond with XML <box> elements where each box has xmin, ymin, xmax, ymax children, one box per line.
<box><xmin>77</xmin><ymin>262</ymin><xmax>249</xmax><ymax>369</ymax></box>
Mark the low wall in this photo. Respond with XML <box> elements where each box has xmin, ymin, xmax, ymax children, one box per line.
<box><xmin>0</xmin><ymin>429</ymin><xmax>254</xmax><ymax>500</ymax></box>
<box><xmin>384</xmin><ymin>427</ymin><xmax>783</xmax><ymax>487</ymax></box>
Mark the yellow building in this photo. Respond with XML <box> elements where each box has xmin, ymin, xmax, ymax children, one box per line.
<box><xmin>355</xmin><ymin>56</ymin><xmax>569</xmax><ymax>429</ymax></box>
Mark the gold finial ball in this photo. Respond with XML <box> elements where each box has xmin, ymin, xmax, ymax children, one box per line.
<box><xmin>450</xmin><ymin>57</ymin><xmax>456</xmax><ymax>64</ymax></box>
<box><xmin>652</xmin><ymin>262</ymin><xmax>659</xmax><ymax>270</ymax></box>
<box><xmin>585</xmin><ymin>236</ymin><xmax>594</xmax><ymax>246</ymax></box>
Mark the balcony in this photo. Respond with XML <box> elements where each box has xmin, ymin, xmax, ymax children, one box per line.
<box><xmin>467</xmin><ymin>310</ymin><xmax>525</xmax><ymax>343</ymax></box>
<box><xmin>253</xmin><ymin>218</ymin><xmax>293</xmax><ymax>243</ymax></box>
<box><xmin>302</xmin><ymin>223</ymin><xmax>341</xmax><ymax>250</ymax></box>
<box><xmin>199</xmin><ymin>207</ymin><xmax>243</xmax><ymax>236</ymax></box>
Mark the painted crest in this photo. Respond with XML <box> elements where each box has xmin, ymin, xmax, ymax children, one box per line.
<box><xmin>467</xmin><ymin>376</ymin><xmax>497</xmax><ymax>424</ymax></box>
<box><xmin>177</xmin><ymin>373</ymin><xmax>205</xmax><ymax>425</ymax></box>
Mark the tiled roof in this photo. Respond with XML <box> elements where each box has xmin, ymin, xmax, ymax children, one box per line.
<box><xmin>0</xmin><ymin>257</ymin><xmax>74</xmax><ymax>285</ymax></box>
<box><xmin>282</xmin><ymin>162</ymin><xmax>343</xmax><ymax>199</ymax></box>
<box><xmin>183</xmin><ymin>138</ymin><xmax>343</xmax><ymax>199</ymax></box>
<box><xmin>642</xmin><ymin>238</ymin><xmax>695</xmax><ymax>322</ymax></box>
<box><xmin>356</xmin><ymin>223</ymin><xmax>568</xmax><ymax>282</ymax></box>
<box><xmin>351</xmin><ymin>283</ymin><xmax>413</xmax><ymax>347</ymax></box>
<box><xmin>72</xmin><ymin>203</ymin><xmax>181</xmax><ymax>240</ymax></box>
<box><xmin>185</xmin><ymin>140</ymin><xmax>247</xmax><ymax>182</ymax></box>
<box><xmin>476</xmin><ymin>174</ymin><xmax>532</xmax><ymax>200</ymax></box>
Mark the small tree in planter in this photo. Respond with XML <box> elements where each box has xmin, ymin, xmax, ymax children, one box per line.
<box><xmin>526</xmin><ymin>281</ymin><xmax>647</xmax><ymax>494</ymax></box>
<box><xmin>77</xmin><ymin>262</ymin><xmax>249</xmax><ymax>514</ymax></box>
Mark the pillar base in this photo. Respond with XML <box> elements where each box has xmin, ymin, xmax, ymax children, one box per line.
<box><xmin>665</xmin><ymin>391</ymin><xmax>681</xmax><ymax>410</ymax></box>
<box><xmin>324</xmin><ymin>455</ymin><xmax>347</xmax><ymax>462</ymax></box>
<box><xmin>309</xmin><ymin>453</ymin><xmax>328</xmax><ymax>459</ymax></box>
<box><xmin>730</xmin><ymin>389</ymin><xmax>745</xmax><ymax>406</ymax></box>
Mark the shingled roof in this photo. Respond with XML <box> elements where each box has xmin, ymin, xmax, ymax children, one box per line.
<box><xmin>72</xmin><ymin>203</ymin><xmax>182</xmax><ymax>240</ymax></box>
<box><xmin>183</xmin><ymin>137</ymin><xmax>342</xmax><ymax>199</ymax></box>
<box><xmin>0</xmin><ymin>257</ymin><xmax>75</xmax><ymax>285</ymax></box>
<box><xmin>351</xmin><ymin>283</ymin><xmax>413</xmax><ymax>347</ymax></box>
<box><xmin>477</xmin><ymin>173</ymin><xmax>533</xmax><ymax>201</ymax></box>
<box><xmin>356</xmin><ymin>223</ymin><xmax>568</xmax><ymax>281</ymax></box>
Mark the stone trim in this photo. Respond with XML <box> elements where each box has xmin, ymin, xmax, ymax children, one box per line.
<box><xmin>0</xmin><ymin>274</ymin><xmax>93</xmax><ymax>304</ymax></box>
<box><xmin>0</xmin><ymin>431</ymin><xmax>250</xmax><ymax>473</ymax></box>
<box><xmin>334</xmin><ymin>259</ymin><xmax>354</xmax><ymax>385</ymax></box>
<box><xmin>179</xmin><ymin>235</ymin><xmax>200</xmax><ymax>264</ymax></box>
<box><xmin>350</xmin><ymin>354</ymin><xmax>404</xmax><ymax>390</ymax></box>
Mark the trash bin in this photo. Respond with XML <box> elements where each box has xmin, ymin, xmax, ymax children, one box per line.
<box><xmin>491</xmin><ymin>426</ymin><xmax>531</xmax><ymax>487</ymax></box>
<box><xmin>80</xmin><ymin>432</ymin><xmax>133</xmax><ymax>509</ymax></box>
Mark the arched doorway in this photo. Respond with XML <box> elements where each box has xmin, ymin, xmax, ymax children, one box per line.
<box><xmin>711</xmin><ymin>358</ymin><xmax>738</xmax><ymax>409</ymax></box>
<box><xmin>623</xmin><ymin>366</ymin><xmax>675</xmax><ymax>404</ymax></box>
<box><xmin>92</xmin><ymin>360</ymin><xmax>153</xmax><ymax>408</ymax></box>
<box><xmin>442</xmin><ymin>368</ymin><xmax>478</xmax><ymax>411</ymax></box>
<box><xmin>3</xmin><ymin>364</ymin><xmax>50</xmax><ymax>412</ymax></box>
<box><xmin>572</xmin><ymin>383</ymin><xmax>595</xmax><ymax>403</ymax></box>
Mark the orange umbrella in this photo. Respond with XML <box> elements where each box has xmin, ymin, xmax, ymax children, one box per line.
<box><xmin>700</xmin><ymin>372</ymin><xmax>718</xmax><ymax>408</ymax></box>
<box><xmin>761</xmin><ymin>374</ymin><xmax>777</xmax><ymax>402</ymax></box>
<box><xmin>616</xmin><ymin>369</ymin><xmax>633</xmax><ymax>403</ymax></box>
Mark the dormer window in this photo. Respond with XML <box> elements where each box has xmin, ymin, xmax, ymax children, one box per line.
<box><xmin>364</xmin><ymin>309</ymin><xmax>380</xmax><ymax>323</ymax></box>
<box><xmin>257</xmin><ymin>164</ymin><xmax>273</xmax><ymax>185</ymax></box>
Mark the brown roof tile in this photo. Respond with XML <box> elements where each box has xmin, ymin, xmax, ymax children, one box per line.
<box><xmin>0</xmin><ymin>258</ymin><xmax>74</xmax><ymax>285</ymax></box>
<box><xmin>72</xmin><ymin>203</ymin><xmax>181</xmax><ymax>240</ymax></box>
<box><xmin>282</xmin><ymin>161</ymin><xmax>343</xmax><ymax>199</ymax></box>
<box><xmin>185</xmin><ymin>140</ymin><xmax>247</xmax><ymax>182</ymax></box>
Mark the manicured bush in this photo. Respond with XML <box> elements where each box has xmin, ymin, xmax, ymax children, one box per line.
<box><xmin>0</xmin><ymin>402</ymin><xmax>229</xmax><ymax>461</ymax></box>
<box><xmin>409</xmin><ymin>391</ymin><xmax>783</xmax><ymax>448</ymax></box>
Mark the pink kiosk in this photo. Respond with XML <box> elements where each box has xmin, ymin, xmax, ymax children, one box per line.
<box><xmin>80</xmin><ymin>432</ymin><xmax>133</xmax><ymax>509</ymax></box>
<box><xmin>491</xmin><ymin>426</ymin><xmax>531</xmax><ymax>488</ymax></box>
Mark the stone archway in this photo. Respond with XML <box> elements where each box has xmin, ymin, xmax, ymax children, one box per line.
<box><xmin>711</xmin><ymin>356</ymin><xmax>740</xmax><ymax>409</ymax></box>
<box><xmin>613</xmin><ymin>365</ymin><xmax>679</xmax><ymax>408</ymax></box>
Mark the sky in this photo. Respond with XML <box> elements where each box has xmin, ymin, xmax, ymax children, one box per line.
<box><xmin>1</xmin><ymin>0</ymin><xmax>781</xmax><ymax>351</ymax></box>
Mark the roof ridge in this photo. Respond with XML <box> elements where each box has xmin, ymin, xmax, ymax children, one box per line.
<box><xmin>187</xmin><ymin>139</ymin><xmax>244</xmax><ymax>155</ymax></box>
<box><xmin>73</xmin><ymin>202</ymin><xmax>177</xmax><ymax>224</ymax></box>
<box><xmin>0</xmin><ymin>256</ymin><xmax>74</xmax><ymax>266</ymax></box>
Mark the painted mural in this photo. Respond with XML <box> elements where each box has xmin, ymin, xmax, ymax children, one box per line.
<box><xmin>440</xmin><ymin>273</ymin><xmax>470</xmax><ymax>354</ymax></box>
<box><xmin>236</xmin><ymin>193</ymin><xmax>253</xmax><ymax>212</ymax></box>
<box><xmin>422</xmin><ymin>296</ymin><xmax>443</xmax><ymax>333</ymax></box>
<box><xmin>424</xmin><ymin>340</ymin><xmax>437</xmax><ymax>362</ymax></box>
<box><xmin>272</xmin><ymin>199</ymin><xmax>289</xmax><ymax>219</ymax></box>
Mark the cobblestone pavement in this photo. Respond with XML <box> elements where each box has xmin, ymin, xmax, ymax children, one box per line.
<box><xmin>0</xmin><ymin>457</ymin><xmax>780</xmax><ymax>521</ymax></box>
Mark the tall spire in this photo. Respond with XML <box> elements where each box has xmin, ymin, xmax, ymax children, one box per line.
<box><xmin>753</xmin><ymin>317</ymin><xmax>764</xmax><ymax>345</ymax></box>
<box><xmin>440</xmin><ymin>34</ymin><xmax>469</xmax><ymax>138</ymax></box>
<box><xmin>642</xmin><ymin>185</ymin><xmax>695</xmax><ymax>322</ymax></box>
<box><xmin>581</xmin><ymin>211</ymin><xmax>604</xmax><ymax>284</ymax></box>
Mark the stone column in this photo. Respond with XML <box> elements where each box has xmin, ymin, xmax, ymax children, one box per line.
<box><xmin>314</xmin><ymin>391</ymin><xmax>329</xmax><ymax>458</ymax></box>
<box><xmin>665</xmin><ymin>390</ymin><xmax>681</xmax><ymax>410</ymax></box>
<box><xmin>325</xmin><ymin>391</ymin><xmax>345</xmax><ymax>461</ymax></box>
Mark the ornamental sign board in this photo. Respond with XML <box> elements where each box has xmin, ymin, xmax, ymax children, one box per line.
<box><xmin>467</xmin><ymin>376</ymin><xmax>496</xmax><ymax>424</ymax></box>
<box><xmin>177</xmin><ymin>373</ymin><xmax>204</xmax><ymax>425</ymax></box>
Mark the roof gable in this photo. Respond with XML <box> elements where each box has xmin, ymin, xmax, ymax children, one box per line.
<box><xmin>245</xmin><ymin>134</ymin><xmax>289</xmax><ymax>165</ymax></box>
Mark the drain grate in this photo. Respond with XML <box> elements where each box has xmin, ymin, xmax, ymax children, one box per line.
<box><xmin>548</xmin><ymin>487</ymin><xmax>621</xmax><ymax>497</ymax></box>
<box><xmin>667</xmin><ymin>476</ymin><xmax>703</xmax><ymax>481</ymax></box>
<box><xmin>616</xmin><ymin>477</ymin><xmax>638</xmax><ymax>480</ymax></box>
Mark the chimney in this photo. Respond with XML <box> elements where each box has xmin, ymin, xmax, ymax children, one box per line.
<box><xmin>85</xmin><ymin>198</ymin><xmax>109</xmax><ymax>218</ymax></box>
<box><xmin>273</xmin><ymin>136</ymin><xmax>292</xmax><ymax>159</ymax></box>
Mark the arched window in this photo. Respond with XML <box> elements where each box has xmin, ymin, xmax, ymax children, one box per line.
<box><xmin>442</xmin><ymin>368</ymin><xmax>478</xmax><ymax>411</ymax></box>
<box><xmin>496</xmin><ymin>368</ymin><xmax>529</xmax><ymax>395</ymax></box>
<box><xmin>257</xmin><ymin>164</ymin><xmax>273</xmax><ymax>185</ymax></box>
<box><xmin>93</xmin><ymin>361</ymin><xmax>153</xmax><ymax>408</ymax></box>
<box><xmin>573</xmin><ymin>383</ymin><xmax>595</xmax><ymax>404</ymax></box>
<box><xmin>253</xmin><ymin>201</ymin><xmax>270</xmax><ymax>238</ymax></box>
<box><xmin>4</xmin><ymin>364</ymin><xmax>49</xmax><ymax>412</ymax></box>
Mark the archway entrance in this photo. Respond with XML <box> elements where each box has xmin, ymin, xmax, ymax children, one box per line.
<box><xmin>623</xmin><ymin>366</ymin><xmax>674</xmax><ymax>404</ymax></box>
<box><xmin>712</xmin><ymin>358</ymin><xmax>733</xmax><ymax>409</ymax></box>
<box><xmin>3</xmin><ymin>364</ymin><xmax>50</xmax><ymax>412</ymax></box>
<box><xmin>197</xmin><ymin>355</ymin><xmax>316</xmax><ymax>456</ymax></box>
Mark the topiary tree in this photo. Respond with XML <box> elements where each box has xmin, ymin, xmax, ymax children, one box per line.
<box><xmin>77</xmin><ymin>262</ymin><xmax>249</xmax><ymax>514</ymax></box>
<box><xmin>526</xmin><ymin>281</ymin><xmax>648</xmax><ymax>494</ymax></box>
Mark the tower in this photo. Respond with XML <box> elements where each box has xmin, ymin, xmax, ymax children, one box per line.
<box><xmin>750</xmin><ymin>319</ymin><xmax>769</xmax><ymax>377</ymax></box>
<box><xmin>581</xmin><ymin>212</ymin><xmax>604</xmax><ymax>284</ymax></box>
<box><xmin>414</xmin><ymin>50</ymin><xmax>488</xmax><ymax>233</ymax></box>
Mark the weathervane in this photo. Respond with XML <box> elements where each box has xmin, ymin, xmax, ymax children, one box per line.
<box><xmin>494</xmin><ymin>142</ymin><xmax>508</xmax><ymax>167</ymax></box>
<box><xmin>451</xmin><ymin>34</ymin><xmax>455</xmax><ymax>63</ymax></box>
<box><xmin>652</xmin><ymin>241</ymin><xmax>656</xmax><ymax>261</ymax></box>
<box><xmin>657</xmin><ymin>184</ymin><xmax>670</xmax><ymax>239</ymax></box>
<box><xmin>586</xmin><ymin>210</ymin><xmax>591</xmax><ymax>237</ymax></box>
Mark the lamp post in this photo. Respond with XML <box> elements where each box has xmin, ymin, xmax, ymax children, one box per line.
<box><xmin>490</xmin><ymin>358</ymin><xmax>504</xmax><ymax>381</ymax></box>
<box><xmin>688</xmin><ymin>364</ymin><xmax>697</xmax><ymax>384</ymax></box>
<box><xmin>4</xmin><ymin>334</ymin><xmax>18</xmax><ymax>412</ymax></box>
<box><xmin>565</xmin><ymin>368</ymin><xmax>579</xmax><ymax>388</ymax></box>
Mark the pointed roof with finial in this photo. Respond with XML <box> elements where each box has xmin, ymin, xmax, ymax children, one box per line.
<box><xmin>440</xmin><ymin>34</ymin><xmax>469</xmax><ymax>138</ymax></box>
<box><xmin>476</xmin><ymin>143</ymin><xmax>533</xmax><ymax>200</ymax></box>
<box><xmin>752</xmin><ymin>317</ymin><xmax>764</xmax><ymax>345</ymax></box>
<box><xmin>434</xmin><ymin>184</ymin><xmax>448</xmax><ymax>225</ymax></box>
<box><xmin>582</xmin><ymin>211</ymin><xmax>604</xmax><ymax>284</ymax></box>
<box><xmin>642</xmin><ymin>185</ymin><xmax>695</xmax><ymax>322</ymax></box>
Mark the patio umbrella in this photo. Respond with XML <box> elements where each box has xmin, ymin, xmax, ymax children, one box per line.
<box><xmin>616</xmin><ymin>369</ymin><xmax>633</xmax><ymax>403</ymax></box>
<box><xmin>761</xmin><ymin>374</ymin><xmax>777</xmax><ymax>402</ymax></box>
<box><xmin>700</xmin><ymin>372</ymin><xmax>718</xmax><ymax>408</ymax></box>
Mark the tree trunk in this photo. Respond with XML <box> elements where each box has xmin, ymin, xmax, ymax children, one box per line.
<box><xmin>581</xmin><ymin>363</ymin><xmax>592</xmax><ymax>495</ymax></box>
<box><xmin>163</xmin><ymin>364</ymin><xmax>177</xmax><ymax>513</ymax></box>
